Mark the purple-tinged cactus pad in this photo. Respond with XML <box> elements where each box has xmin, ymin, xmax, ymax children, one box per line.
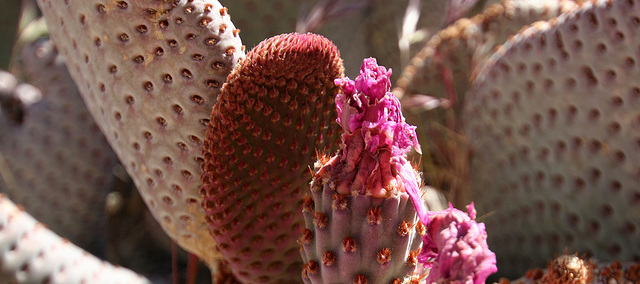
<box><xmin>393</xmin><ymin>0</ymin><xmax>579</xmax><ymax>207</ymax></box>
<box><xmin>0</xmin><ymin>194</ymin><xmax>150</xmax><ymax>283</ymax></box>
<box><xmin>36</xmin><ymin>0</ymin><xmax>245</xmax><ymax>265</ymax></box>
<box><xmin>462</xmin><ymin>0</ymin><xmax>640</xmax><ymax>278</ymax></box>
<box><xmin>0</xmin><ymin>39</ymin><xmax>117</xmax><ymax>255</ymax></box>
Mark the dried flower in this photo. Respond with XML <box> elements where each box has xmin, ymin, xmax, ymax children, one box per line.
<box><xmin>419</xmin><ymin>203</ymin><xmax>497</xmax><ymax>284</ymax></box>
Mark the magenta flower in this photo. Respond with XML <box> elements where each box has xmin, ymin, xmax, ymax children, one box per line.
<box><xmin>420</xmin><ymin>203</ymin><xmax>497</xmax><ymax>284</ymax></box>
<box><xmin>333</xmin><ymin>58</ymin><xmax>425</xmax><ymax>204</ymax></box>
<box><xmin>334</xmin><ymin>58</ymin><xmax>496</xmax><ymax>283</ymax></box>
<box><xmin>334</xmin><ymin>58</ymin><xmax>418</xmax><ymax>154</ymax></box>
<box><xmin>334</xmin><ymin>59</ymin><xmax>496</xmax><ymax>284</ymax></box>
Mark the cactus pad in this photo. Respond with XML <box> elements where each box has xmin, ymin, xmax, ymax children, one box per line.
<box><xmin>463</xmin><ymin>0</ymin><xmax>640</xmax><ymax>277</ymax></box>
<box><xmin>0</xmin><ymin>38</ymin><xmax>117</xmax><ymax>255</ymax></box>
<box><xmin>35</xmin><ymin>0</ymin><xmax>245</xmax><ymax>264</ymax></box>
<box><xmin>301</xmin><ymin>58</ymin><xmax>425</xmax><ymax>283</ymax></box>
<box><xmin>200</xmin><ymin>32</ymin><xmax>344</xmax><ymax>283</ymax></box>
<box><xmin>0</xmin><ymin>194</ymin><xmax>150</xmax><ymax>283</ymax></box>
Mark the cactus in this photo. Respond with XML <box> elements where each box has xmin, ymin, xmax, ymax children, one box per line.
<box><xmin>393</xmin><ymin>0</ymin><xmax>581</xmax><ymax>207</ymax></box>
<box><xmin>0</xmin><ymin>38</ymin><xmax>117</xmax><ymax>256</ymax></box>
<box><xmin>0</xmin><ymin>194</ymin><xmax>150</xmax><ymax>283</ymax></box>
<box><xmin>200</xmin><ymin>32</ymin><xmax>343</xmax><ymax>283</ymax></box>
<box><xmin>300</xmin><ymin>58</ymin><xmax>424</xmax><ymax>283</ymax></box>
<box><xmin>462</xmin><ymin>0</ymin><xmax>640</xmax><ymax>278</ymax></box>
<box><xmin>508</xmin><ymin>254</ymin><xmax>640</xmax><ymax>284</ymax></box>
<box><xmin>35</xmin><ymin>0</ymin><xmax>245</xmax><ymax>267</ymax></box>
<box><xmin>2</xmin><ymin>0</ymin><xmax>640</xmax><ymax>282</ymax></box>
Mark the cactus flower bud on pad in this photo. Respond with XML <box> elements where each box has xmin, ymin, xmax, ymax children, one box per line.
<box><xmin>333</xmin><ymin>58</ymin><xmax>423</xmax><ymax>204</ymax></box>
<box><xmin>419</xmin><ymin>203</ymin><xmax>497</xmax><ymax>284</ymax></box>
<box><xmin>301</xmin><ymin>58</ymin><xmax>426</xmax><ymax>283</ymax></box>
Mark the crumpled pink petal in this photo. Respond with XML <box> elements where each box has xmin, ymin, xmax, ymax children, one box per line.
<box><xmin>334</xmin><ymin>58</ymin><xmax>419</xmax><ymax>156</ymax></box>
<box><xmin>333</xmin><ymin>56</ymin><xmax>426</xmax><ymax>205</ymax></box>
<box><xmin>420</xmin><ymin>203</ymin><xmax>497</xmax><ymax>284</ymax></box>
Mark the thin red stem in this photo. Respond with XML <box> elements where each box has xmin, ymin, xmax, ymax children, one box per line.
<box><xmin>186</xmin><ymin>253</ymin><xmax>199</xmax><ymax>284</ymax></box>
<box><xmin>172</xmin><ymin>241</ymin><xmax>179</xmax><ymax>284</ymax></box>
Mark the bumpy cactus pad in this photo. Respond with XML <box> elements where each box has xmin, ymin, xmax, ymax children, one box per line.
<box><xmin>395</xmin><ymin>0</ymin><xmax>579</xmax><ymax>102</ymax></box>
<box><xmin>302</xmin><ymin>166</ymin><xmax>422</xmax><ymax>283</ymax></box>
<box><xmin>463</xmin><ymin>0</ymin><xmax>640</xmax><ymax>278</ymax></box>
<box><xmin>201</xmin><ymin>32</ymin><xmax>344</xmax><ymax>283</ymax></box>
<box><xmin>393</xmin><ymin>0</ymin><xmax>579</xmax><ymax>206</ymax></box>
<box><xmin>0</xmin><ymin>39</ymin><xmax>117</xmax><ymax>255</ymax></box>
<box><xmin>0</xmin><ymin>194</ymin><xmax>150</xmax><ymax>284</ymax></box>
<box><xmin>36</xmin><ymin>0</ymin><xmax>244</xmax><ymax>263</ymax></box>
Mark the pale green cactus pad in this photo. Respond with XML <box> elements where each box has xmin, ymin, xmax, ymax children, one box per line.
<box><xmin>394</xmin><ymin>0</ymin><xmax>580</xmax><ymax>206</ymax></box>
<box><xmin>0</xmin><ymin>39</ymin><xmax>117</xmax><ymax>256</ymax></box>
<box><xmin>463</xmin><ymin>0</ymin><xmax>640</xmax><ymax>278</ymax></box>
<box><xmin>0</xmin><ymin>194</ymin><xmax>150</xmax><ymax>283</ymax></box>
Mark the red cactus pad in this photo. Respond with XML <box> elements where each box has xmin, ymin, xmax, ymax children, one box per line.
<box><xmin>201</xmin><ymin>32</ymin><xmax>344</xmax><ymax>283</ymax></box>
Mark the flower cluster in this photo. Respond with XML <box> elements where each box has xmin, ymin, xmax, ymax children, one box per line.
<box><xmin>333</xmin><ymin>58</ymin><xmax>427</xmax><ymax>202</ymax></box>
<box><xmin>420</xmin><ymin>203</ymin><xmax>497</xmax><ymax>284</ymax></box>
<box><xmin>334</xmin><ymin>58</ymin><xmax>496</xmax><ymax>283</ymax></box>
<box><xmin>334</xmin><ymin>58</ymin><xmax>420</xmax><ymax>157</ymax></box>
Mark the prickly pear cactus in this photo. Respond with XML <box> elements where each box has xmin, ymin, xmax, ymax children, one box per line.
<box><xmin>0</xmin><ymin>38</ymin><xmax>117</xmax><ymax>255</ymax></box>
<box><xmin>0</xmin><ymin>194</ymin><xmax>150</xmax><ymax>284</ymax></box>
<box><xmin>395</xmin><ymin>0</ymin><xmax>579</xmax><ymax>103</ymax></box>
<box><xmin>200</xmin><ymin>32</ymin><xmax>344</xmax><ymax>283</ymax></box>
<box><xmin>300</xmin><ymin>58</ymin><xmax>424</xmax><ymax>283</ymax></box>
<box><xmin>463</xmin><ymin>0</ymin><xmax>640</xmax><ymax>278</ymax></box>
<box><xmin>35</xmin><ymin>0</ymin><xmax>244</xmax><ymax>264</ymax></box>
<box><xmin>393</xmin><ymin>0</ymin><xmax>580</xmax><ymax>207</ymax></box>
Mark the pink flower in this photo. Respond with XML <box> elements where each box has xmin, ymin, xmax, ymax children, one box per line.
<box><xmin>420</xmin><ymin>203</ymin><xmax>497</xmax><ymax>284</ymax></box>
<box><xmin>333</xmin><ymin>57</ymin><xmax>425</xmax><ymax>203</ymax></box>
<box><xmin>333</xmin><ymin>57</ymin><xmax>497</xmax><ymax>283</ymax></box>
<box><xmin>334</xmin><ymin>58</ymin><xmax>419</xmax><ymax>156</ymax></box>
